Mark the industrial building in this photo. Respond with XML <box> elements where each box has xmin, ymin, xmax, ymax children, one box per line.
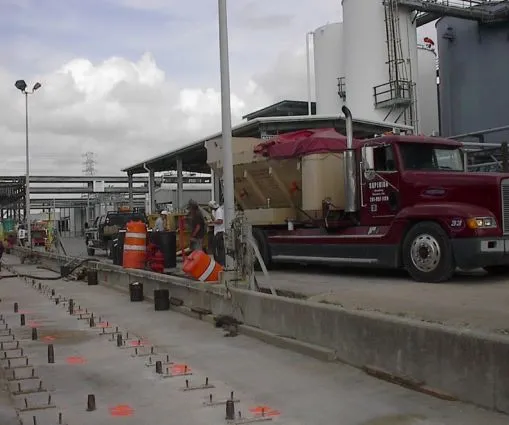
<box><xmin>437</xmin><ymin>4</ymin><xmax>509</xmax><ymax>140</ymax></box>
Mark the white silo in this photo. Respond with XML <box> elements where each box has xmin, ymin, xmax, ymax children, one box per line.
<box><xmin>342</xmin><ymin>0</ymin><xmax>418</xmax><ymax>128</ymax></box>
<box><xmin>416</xmin><ymin>45</ymin><xmax>439</xmax><ymax>135</ymax></box>
<box><xmin>313</xmin><ymin>22</ymin><xmax>344</xmax><ymax>115</ymax></box>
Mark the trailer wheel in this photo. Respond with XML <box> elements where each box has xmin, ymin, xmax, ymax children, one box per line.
<box><xmin>87</xmin><ymin>247</ymin><xmax>95</xmax><ymax>257</ymax></box>
<box><xmin>252</xmin><ymin>228</ymin><xmax>271</xmax><ymax>270</ymax></box>
<box><xmin>402</xmin><ymin>221</ymin><xmax>455</xmax><ymax>283</ymax></box>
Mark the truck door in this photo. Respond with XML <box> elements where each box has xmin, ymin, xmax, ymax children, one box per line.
<box><xmin>361</xmin><ymin>144</ymin><xmax>401</xmax><ymax>222</ymax></box>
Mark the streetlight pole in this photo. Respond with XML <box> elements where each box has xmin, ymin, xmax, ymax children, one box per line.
<box><xmin>15</xmin><ymin>80</ymin><xmax>42</xmax><ymax>248</ymax></box>
<box><xmin>218</xmin><ymin>0</ymin><xmax>235</xmax><ymax>269</ymax></box>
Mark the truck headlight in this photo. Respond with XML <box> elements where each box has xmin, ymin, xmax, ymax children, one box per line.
<box><xmin>466</xmin><ymin>217</ymin><xmax>497</xmax><ymax>229</ymax></box>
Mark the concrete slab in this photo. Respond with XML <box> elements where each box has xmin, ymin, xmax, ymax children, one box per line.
<box><xmin>1</xmin><ymin>259</ymin><xmax>507</xmax><ymax>424</ymax></box>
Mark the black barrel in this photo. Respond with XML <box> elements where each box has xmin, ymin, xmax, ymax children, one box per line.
<box><xmin>129</xmin><ymin>282</ymin><xmax>144</xmax><ymax>302</ymax></box>
<box><xmin>87</xmin><ymin>269</ymin><xmax>98</xmax><ymax>286</ymax></box>
<box><xmin>150</xmin><ymin>231</ymin><xmax>177</xmax><ymax>268</ymax></box>
<box><xmin>153</xmin><ymin>289</ymin><xmax>170</xmax><ymax>311</ymax></box>
<box><xmin>60</xmin><ymin>265</ymin><xmax>70</xmax><ymax>277</ymax></box>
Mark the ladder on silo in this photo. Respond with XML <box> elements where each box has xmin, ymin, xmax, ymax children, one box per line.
<box><xmin>382</xmin><ymin>0</ymin><xmax>417</xmax><ymax>131</ymax></box>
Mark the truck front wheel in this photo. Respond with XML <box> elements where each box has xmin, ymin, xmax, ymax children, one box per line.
<box><xmin>402</xmin><ymin>221</ymin><xmax>455</xmax><ymax>283</ymax></box>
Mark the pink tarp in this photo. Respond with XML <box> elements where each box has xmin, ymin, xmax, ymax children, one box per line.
<box><xmin>254</xmin><ymin>128</ymin><xmax>359</xmax><ymax>159</ymax></box>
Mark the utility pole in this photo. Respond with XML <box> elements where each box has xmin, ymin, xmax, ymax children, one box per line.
<box><xmin>218</xmin><ymin>0</ymin><xmax>235</xmax><ymax>269</ymax></box>
<box><xmin>14</xmin><ymin>80</ymin><xmax>42</xmax><ymax>248</ymax></box>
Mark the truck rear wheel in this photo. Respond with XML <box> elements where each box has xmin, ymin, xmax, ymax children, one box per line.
<box><xmin>87</xmin><ymin>247</ymin><xmax>95</xmax><ymax>256</ymax></box>
<box><xmin>402</xmin><ymin>221</ymin><xmax>455</xmax><ymax>283</ymax></box>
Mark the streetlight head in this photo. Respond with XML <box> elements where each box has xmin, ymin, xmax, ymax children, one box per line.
<box><xmin>15</xmin><ymin>80</ymin><xmax>27</xmax><ymax>92</ymax></box>
<box><xmin>33</xmin><ymin>82</ymin><xmax>42</xmax><ymax>91</ymax></box>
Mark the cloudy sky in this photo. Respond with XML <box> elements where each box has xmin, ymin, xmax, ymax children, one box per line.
<box><xmin>0</xmin><ymin>0</ymin><xmax>436</xmax><ymax>176</ymax></box>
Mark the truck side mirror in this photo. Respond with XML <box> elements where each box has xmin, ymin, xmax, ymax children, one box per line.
<box><xmin>361</xmin><ymin>146</ymin><xmax>375</xmax><ymax>170</ymax></box>
<box><xmin>361</xmin><ymin>146</ymin><xmax>376</xmax><ymax>181</ymax></box>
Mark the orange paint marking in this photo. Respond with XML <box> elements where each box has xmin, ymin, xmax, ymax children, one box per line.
<box><xmin>171</xmin><ymin>364</ymin><xmax>191</xmax><ymax>375</ymax></box>
<box><xmin>109</xmin><ymin>404</ymin><xmax>134</xmax><ymax>417</ymax></box>
<box><xmin>42</xmin><ymin>336</ymin><xmax>56</xmax><ymax>342</ymax></box>
<box><xmin>28</xmin><ymin>320</ymin><xmax>41</xmax><ymax>328</ymax></box>
<box><xmin>66</xmin><ymin>356</ymin><xmax>86</xmax><ymax>365</ymax></box>
<box><xmin>18</xmin><ymin>310</ymin><xmax>31</xmax><ymax>314</ymax></box>
<box><xmin>128</xmin><ymin>339</ymin><xmax>148</xmax><ymax>347</ymax></box>
<box><xmin>249</xmin><ymin>406</ymin><xmax>281</xmax><ymax>417</ymax></box>
<box><xmin>97</xmin><ymin>322</ymin><xmax>111</xmax><ymax>328</ymax></box>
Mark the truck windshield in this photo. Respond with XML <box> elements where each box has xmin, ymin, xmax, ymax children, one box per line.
<box><xmin>399</xmin><ymin>144</ymin><xmax>464</xmax><ymax>172</ymax></box>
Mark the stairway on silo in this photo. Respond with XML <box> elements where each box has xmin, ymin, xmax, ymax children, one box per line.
<box><xmin>396</xmin><ymin>0</ymin><xmax>509</xmax><ymax>26</ymax></box>
<box><xmin>378</xmin><ymin>0</ymin><xmax>416</xmax><ymax>130</ymax></box>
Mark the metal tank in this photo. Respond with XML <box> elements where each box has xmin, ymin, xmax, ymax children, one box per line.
<box><xmin>437</xmin><ymin>16</ymin><xmax>509</xmax><ymax>139</ymax></box>
<box><xmin>342</xmin><ymin>0</ymin><xmax>418</xmax><ymax>127</ymax></box>
<box><xmin>416</xmin><ymin>44</ymin><xmax>439</xmax><ymax>136</ymax></box>
<box><xmin>313</xmin><ymin>22</ymin><xmax>344</xmax><ymax>115</ymax></box>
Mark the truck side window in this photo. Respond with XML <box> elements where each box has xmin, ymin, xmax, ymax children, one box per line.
<box><xmin>373</xmin><ymin>146</ymin><xmax>396</xmax><ymax>172</ymax></box>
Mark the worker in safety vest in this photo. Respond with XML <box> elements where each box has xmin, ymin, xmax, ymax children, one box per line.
<box><xmin>208</xmin><ymin>200</ymin><xmax>225</xmax><ymax>266</ymax></box>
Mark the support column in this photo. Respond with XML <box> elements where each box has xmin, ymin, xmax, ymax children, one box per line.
<box><xmin>149</xmin><ymin>169</ymin><xmax>156</xmax><ymax>214</ymax></box>
<box><xmin>176</xmin><ymin>157</ymin><xmax>183</xmax><ymax>210</ymax></box>
<box><xmin>127</xmin><ymin>173</ymin><xmax>134</xmax><ymax>210</ymax></box>
<box><xmin>211</xmin><ymin>169</ymin><xmax>221</xmax><ymax>203</ymax></box>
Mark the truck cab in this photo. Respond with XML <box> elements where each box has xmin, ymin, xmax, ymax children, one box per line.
<box><xmin>355</xmin><ymin>136</ymin><xmax>506</xmax><ymax>281</ymax></box>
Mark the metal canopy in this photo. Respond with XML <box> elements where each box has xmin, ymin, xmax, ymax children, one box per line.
<box><xmin>122</xmin><ymin>114</ymin><xmax>411</xmax><ymax>175</ymax></box>
<box><xmin>242</xmin><ymin>100</ymin><xmax>317</xmax><ymax>121</ymax></box>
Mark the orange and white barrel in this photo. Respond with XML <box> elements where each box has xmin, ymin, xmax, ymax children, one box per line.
<box><xmin>123</xmin><ymin>221</ymin><xmax>147</xmax><ymax>270</ymax></box>
<box><xmin>182</xmin><ymin>250</ymin><xmax>223</xmax><ymax>283</ymax></box>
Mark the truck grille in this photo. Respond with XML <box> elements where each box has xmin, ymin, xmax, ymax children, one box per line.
<box><xmin>501</xmin><ymin>179</ymin><xmax>509</xmax><ymax>234</ymax></box>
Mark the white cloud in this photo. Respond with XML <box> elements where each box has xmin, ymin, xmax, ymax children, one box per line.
<box><xmin>0</xmin><ymin>51</ymin><xmax>301</xmax><ymax>176</ymax></box>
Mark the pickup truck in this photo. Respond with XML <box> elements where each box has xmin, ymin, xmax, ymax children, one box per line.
<box><xmin>85</xmin><ymin>211</ymin><xmax>147</xmax><ymax>256</ymax></box>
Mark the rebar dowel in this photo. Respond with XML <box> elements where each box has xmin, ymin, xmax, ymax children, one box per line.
<box><xmin>48</xmin><ymin>344</ymin><xmax>55</xmax><ymax>364</ymax></box>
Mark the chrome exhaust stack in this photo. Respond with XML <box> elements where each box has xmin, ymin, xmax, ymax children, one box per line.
<box><xmin>341</xmin><ymin>106</ymin><xmax>358</xmax><ymax>213</ymax></box>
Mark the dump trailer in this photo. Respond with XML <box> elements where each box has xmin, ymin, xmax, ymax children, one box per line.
<box><xmin>206</xmin><ymin>107</ymin><xmax>509</xmax><ymax>283</ymax></box>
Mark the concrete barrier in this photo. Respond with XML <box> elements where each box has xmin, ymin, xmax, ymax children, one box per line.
<box><xmin>11</xmin><ymin>249</ymin><xmax>509</xmax><ymax>414</ymax></box>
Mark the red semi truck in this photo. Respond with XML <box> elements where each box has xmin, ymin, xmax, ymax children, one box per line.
<box><xmin>206</xmin><ymin>107</ymin><xmax>509</xmax><ymax>283</ymax></box>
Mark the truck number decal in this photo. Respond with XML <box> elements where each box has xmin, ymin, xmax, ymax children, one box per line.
<box><xmin>450</xmin><ymin>218</ymin><xmax>465</xmax><ymax>231</ymax></box>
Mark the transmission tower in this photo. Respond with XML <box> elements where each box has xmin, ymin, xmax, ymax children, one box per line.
<box><xmin>82</xmin><ymin>152</ymin><xmax>97</xmax><ymax>176</ymax></box>
<box><xmin>82</xmin><ymin>152</ymin><xmax>97</xmax><ymax>222</ymax></box>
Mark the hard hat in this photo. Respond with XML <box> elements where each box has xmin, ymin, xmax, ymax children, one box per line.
<box><xmin>208</xmin><ymin>200</ymin><xmax>219</xmax><ymax>209</ymax></box>
<box><xmin>161</xmin><ymin>210</ymin><xmax>168</xmax><ymax>215</ymax></box>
